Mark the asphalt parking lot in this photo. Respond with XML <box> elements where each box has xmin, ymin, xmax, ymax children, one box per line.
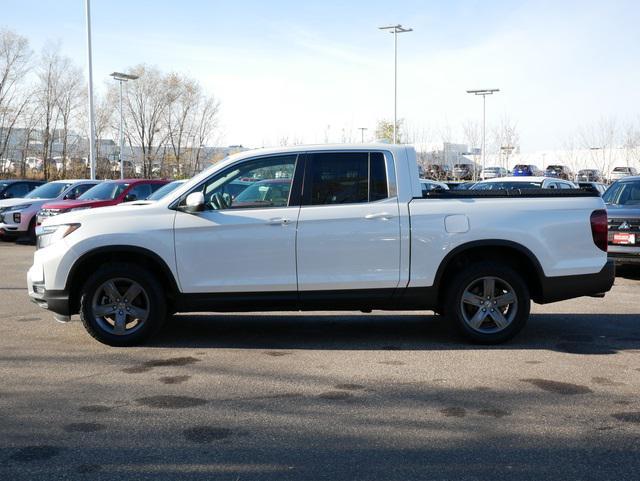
<box><xmin>1</xmin><ymin>243</ymin><xmax>639</xmax><ymax>480</ymax></box>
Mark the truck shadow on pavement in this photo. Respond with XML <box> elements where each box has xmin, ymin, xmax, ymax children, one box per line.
<box><xmin>150</xmin><ymin>312</ymin><xmax>640</xmax><ymax>355</ymax></box>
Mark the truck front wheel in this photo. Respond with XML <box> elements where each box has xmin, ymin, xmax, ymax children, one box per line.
<box><xmin>79</xmin><ymin>263</ymin><xmax>166</xmax><ymax>346</ymax></box>
<box><xmin>444</xmin><ymin>262</ymin><xmax>530</xmax><ymax>344</ymax></box>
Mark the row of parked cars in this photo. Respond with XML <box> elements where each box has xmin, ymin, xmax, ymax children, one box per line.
<box><xmin>0</xmin><ymin>178</ymin><xmax>179</xmax><ymax>242</ymax></box>
<box><xmin>424</xmin><ymin>163</ymin><xmax>638</xmax><ymax>184</ymax></box>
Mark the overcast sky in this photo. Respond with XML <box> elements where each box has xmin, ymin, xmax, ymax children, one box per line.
<box><xmin>3</xmin><ymin>0</ymin><xmax>639</xmax><ymax>151</ymax></box>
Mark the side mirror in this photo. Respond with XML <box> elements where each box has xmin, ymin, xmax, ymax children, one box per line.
<box><xmin>3</xmin><ymin>192</ymin><xmax>12</xmax><ymax>199</ymax></box>
<box><xmin>64</xmin><ymin>192</ymin><xmax>76</xmax><ymax>200</ymax></box>
<box><xmin>124</xmin><ymin>193</ymin><xmax>137</xmax><ymax>202</ymax></box>
<box><xmin>184</xmin><ymin>191</ymin><xmax>205</xmax><ymax>213</ymax></box>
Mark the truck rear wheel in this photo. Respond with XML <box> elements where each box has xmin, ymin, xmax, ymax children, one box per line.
<box><xmin>79</xmin><ymin>263</ymin><xmax>166</xmax><ymax>346</ymax></box>
<box><xmin>444</xmin><ymin>261</ymin><xmax>530</xmax><ymax>344</ymax></box>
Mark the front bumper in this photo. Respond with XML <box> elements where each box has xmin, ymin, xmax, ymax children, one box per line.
<box><xmin>537</xmin><ymin>260</ymin><xmax>615</xmax><ymax>304</ymax></box>
<box><xmin>27</xmin><ymin>263</ymin><xmax>72</xmax><ymax>316</ymax></box>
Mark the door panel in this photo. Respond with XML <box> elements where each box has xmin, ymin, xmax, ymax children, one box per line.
<box><xmin>175</xmin><ymin>207</ymin><xmax>299</xmax><ymax>293</ymax></box>
<box><xmin>296</xmin><ymin>199</ymin><xmax>401</xmax><ymax>291</ymax></box>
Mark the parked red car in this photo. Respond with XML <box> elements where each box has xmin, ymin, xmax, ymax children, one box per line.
<box><xmin>37</xmin><ymin>179</ymin><xmax>169</xmax><ymax>224</ymax></box>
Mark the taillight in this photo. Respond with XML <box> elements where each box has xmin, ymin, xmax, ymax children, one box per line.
<box><xmin>590</xmin><ymin>209</ymin><xmax>608</xmax><ymax>252</ymax></box>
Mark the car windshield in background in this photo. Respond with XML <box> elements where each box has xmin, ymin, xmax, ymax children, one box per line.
<box><xmin>25</xmin><ymin>182</ymin><xmax>71</xmax><ymax>199</ymax></box>
<box><xmin>613</xmin><ymin>167</ymin><xmax>632</xmax><ymax>172</ymax></box>
<box><xmin>602</xmin><ymin>180</ymin><xmax>640</xmax><ymax>205</ymax></box>
<box><xmin>234</xmin><ymin>180</ymin><xmax>292</xmax><ymax>206</ymax></box>
<box><xmin>147</xmin><ymin>181</ymin><xmax>185</xmax><ymax>200</ymax></box>
<box><xmin>79</xmin><ymin>182</ymin><xmax>129</xmax><ymax>201</ymax></box>
<box><xmin>471</xmin><ymin>181</ymin><xmax>543</xmax><ymax>190</ymax></box>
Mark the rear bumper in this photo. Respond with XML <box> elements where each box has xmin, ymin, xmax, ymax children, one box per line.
<box><xmin>537</xmin><ymin>260</ymin><xmax>615</xmax><ymax>304</ymax></box>
<box><xmin>608</xmin><ymin>246</ymin><xmax>640</xmax><ymax>265</ymax></box>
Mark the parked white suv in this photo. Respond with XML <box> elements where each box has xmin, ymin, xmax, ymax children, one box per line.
<box><xmin>28</xmin><ymin>145</ymin><xmax>614</xmax><ymax>346</ymax></box>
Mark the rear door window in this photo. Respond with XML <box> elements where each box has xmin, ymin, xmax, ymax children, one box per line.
<box><xmin>304</xmin><ymin>152</ymin><xmax>388</xmax><ymax>205</ymax></box>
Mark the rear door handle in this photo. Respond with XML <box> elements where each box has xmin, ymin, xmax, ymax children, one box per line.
<box><xmin>364</xmin><ymin>212</ymin><xmax>394</xmax><ymax>220</ymax></box>
<box><xmin>267</xmin><ymin>217</ymin><xmax>291</xmax><ymax>225</ymax></box>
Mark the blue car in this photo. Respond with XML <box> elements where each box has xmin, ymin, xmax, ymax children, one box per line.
<box><xmin>513</xmin><ymin>164</ymin><xmax>541</xmax><ymax>176</ymax></box>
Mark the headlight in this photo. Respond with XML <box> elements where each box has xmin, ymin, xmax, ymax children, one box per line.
<box><xmin>8</xmin><ymin>203</ymin><xmax>31</xmax><ymax>211</ymax></box>
<box><xmin>35</xmin><ymin>223</ymin><xmax>81</xmax><ymax>249</ymax></box>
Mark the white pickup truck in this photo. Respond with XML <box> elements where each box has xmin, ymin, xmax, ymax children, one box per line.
<box><xmin>27</xmin><ymin>145</ymin><xmax>614</xmax><ymax>346</ymax></box>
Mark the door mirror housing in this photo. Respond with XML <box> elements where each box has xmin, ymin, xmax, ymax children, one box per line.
<box><xmin>124</xmin><ymin>193</ymin><xmax>137</xmax><ymax>202</ymax></box>
<box><xmin>64</xmin><ymin>192</ymin><xmax>76</xmax><ymax>200</ymax></box>
<box><xmin>184</xmin><ymin>191</ymin><xmax>205</xmax><ymax>213</ymax></box>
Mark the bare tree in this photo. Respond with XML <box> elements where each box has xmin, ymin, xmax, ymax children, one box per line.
<box><xmin>579</xmin><ymin>117</ymin><xmax>618</xmax><ymax>179</ymax></box>
<box><xmin>94</xmin><ymin>93</ymin><xmax>115</xmax><ymax>178</ymax></box>
<box><xmin>35</xmin><ymin>43</ymin><xmax>66</xmax><ymax>179</ymax></box>
<box><xmin>622</xmin><ymin>120</ymin><xmax>640</xmax><ymax>171</ymax></box>
<box><xmin>56</xmin><ymin>63</ymin><xmax>84</xmax><ymax>177</ymax></box>
<box><xmin>0</xmin><ymin>29</ymin><xmax>32</xmax><ymax>170</ymax></box>
<box><xmin>122</xmin><ymin>64</ymin><xmax>169</xmax><ymax>177</ymax></box>
<box><xmin>190</xmin><ymin>95</ymin><xmax>220</xmax><ymax>175</ymax></box>
<box><xmin>462</xmin><ymin>119</ymin><xmax>481</xmax><ymax>171</ymax></box>
<box><xmin>165</xmin><ymin>74</ymin><xmax>200</xmax><ymax>177</ymax></box>
<box><xmin>491</xmin><ymin>115</ymin><xmax>520</xmax><ymax>170</ymax></box>
<box><xmin>375</xmin><ymin>119</ymin><xmax>404</xmax><ymax>144</ymax></box>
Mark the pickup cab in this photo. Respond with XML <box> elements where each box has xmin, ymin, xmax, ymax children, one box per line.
<box><xmin>27</xmin><ymin>145</ymin><xmax>614</xmax><ymax>346</ymax></box>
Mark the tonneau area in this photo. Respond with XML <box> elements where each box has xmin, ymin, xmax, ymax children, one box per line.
<box><xmin>420</xmin><ymin>188</ymin><xmax>601</xmax><ymax>199</ymax></box>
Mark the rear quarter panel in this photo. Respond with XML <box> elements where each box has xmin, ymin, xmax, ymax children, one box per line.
<box><xmin>407</xmin><ymin>196</ymin><xmax>608</xmax><ymax>287</ymax></box>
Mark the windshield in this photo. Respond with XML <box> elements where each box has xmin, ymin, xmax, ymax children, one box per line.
<box><xmin>25</xmin><ymin>182</ymin><xmax>71</xmax><ymax>199</ymax></box>
<box><xmin>234</xmin><ymin>180</ymin><xmax>292</xmax><ymax>205</ymax></box>
<box><xmin>613</xmin><ymin>167</ymin><xmax>630</xmax><ymax>172</ymax></box>
<box><xmin>79</xmin><ymin>182</ymin><xmax>129</xmax><ymax>201</ymax></box>
<box><xmin>471</xmin><ymin>181</ymin><xmax>543</xmax><ymax>190</ymax></box>
<box><xmin>147</xmin><ymin>181</ymin><xmax>185</xmax><ymax>200</ymax></box>
<box><xmin>602</xmin><ymin>180</ymin><xmax>640</xmax><ymax>205</ymax></box>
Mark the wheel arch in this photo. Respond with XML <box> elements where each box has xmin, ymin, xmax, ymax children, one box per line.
<box><xmin>435</xmin><ymin>240</ymin><xmax>545</xmax><ymax>304</ymax></box>
<box><xmin>66</xmin><ymin>245</ymin><xmax>179</xmax><ymax>314</ymax></box>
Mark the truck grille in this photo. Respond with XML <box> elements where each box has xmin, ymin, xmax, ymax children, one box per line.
<box><xmin>38</xmin><ymin>208</ymin><xmax>61</xmax><ymax>218</ymax></box>
<box><xmin>608</xmin><ymin>218</ymin><xmax>640</xmax><ymax>232</ymax></box>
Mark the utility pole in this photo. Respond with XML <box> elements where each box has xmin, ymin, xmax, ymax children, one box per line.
<box><xmin>110</xmin><ymin>72</ymin><xmax>139</xmax><ymax>179</ymax></box>
<box><xmin>466</xmin><ymin>89</ymin><xmax>499</xmax><ymax>179</ymax></box>
<box><xmin>85</xmin><ymin>0</ymin><xmax>96</xmax><ymax>180</ymax></box>
<box><xmin>379</xmin><ymin>24</ymin><xmax>412</xmax><ymax>144</ymax></box>
<box><xmin>358</xmin><ymin>127</ymin><xmax>368</xmax><ymax>143</ymax></box>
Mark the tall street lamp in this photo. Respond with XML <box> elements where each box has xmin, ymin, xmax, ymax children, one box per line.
<box><xmin>379</xmin><ymin>24</ymin><xmax>412</xmax><ymax>144</ymax></box>
<box><xmin>110</xmin><ymin>72</ymin><xmax>139</xmax><ymax>179</ymax></box>
<box><xmin>466</xmin><ymin>88</ymin><xmax>499</xmax><ymax>178</ymax></box>
<box><xmin>85</xmin><ymin>0</ymin><xmax>96</xmax><ymax>179</ymax></box>
<box><xmin>358</xmin><ymin>127</ymin><xmax>368</xmax><ymax>143</ymax></box>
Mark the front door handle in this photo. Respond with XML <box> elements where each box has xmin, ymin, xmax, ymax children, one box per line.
<box><xmin>365</xmin><ymin>212</ymin><xmax>393</xmax><ymax>220</ymax></box>
<box><xmin>267</xmin><ymin>217</ymin><xmax>291</xmax><ymax>225</ymax></box>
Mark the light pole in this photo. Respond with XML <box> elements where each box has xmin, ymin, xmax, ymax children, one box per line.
<box><xmin>379</xmin><ymin>24</ymin><xmax>412</xmax><ymax>144</ymax></box>
<box><xmin>466</xmin><ymin>88</ymin><xmax>499</xmax><ymax>179</ymax></box>
<box><xmin>85</xmin><ymin>0</ymin><xmax>96</xmax><ymax>179</ymax></box>
<box><xmin>358</xmin><ymin>127</ymin><xmax>368</xmax><ymax>143</ymax></box>
<box><xmin>110</xmin><ymin>72</ymin><xmax>139</xmax><ymax>179</ymax></box>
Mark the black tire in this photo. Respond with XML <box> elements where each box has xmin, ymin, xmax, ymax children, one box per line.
<box><xmin>443</xmin><ymin>261</ymin><xmax>530</xmax><ymax>344</ymax></box>
<box><xmin>80</xmin><ymin>262</ymin><xmax>166</xmax><ymax>346</ymax></box>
